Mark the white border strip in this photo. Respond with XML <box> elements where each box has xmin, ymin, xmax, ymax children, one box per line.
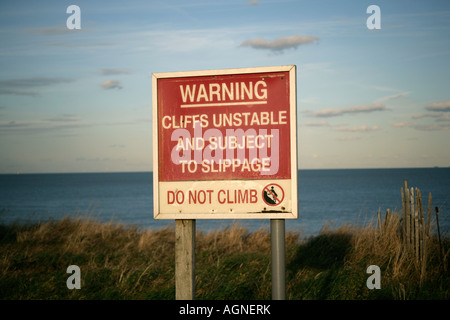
<box><xmin>153</xmin><ymin>65</ymin><xmax>294</xmax><ymax>79</ymax></box>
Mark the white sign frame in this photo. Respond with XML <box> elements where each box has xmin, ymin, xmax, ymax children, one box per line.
<box><xmin>152</xmin><ymin>65</ymin><xmax>298</xmax><ymax>220</ymax></box>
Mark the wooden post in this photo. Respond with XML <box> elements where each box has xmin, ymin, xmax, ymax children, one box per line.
<box><xmin>175</xmin><ymin>219</ymin><xmax>196</xmax><ymax>300</ymax></box>
<box><xmin>419</xmin><ymin>189</ymin><xmax>426</xmax><ymax>276</ymax></box>
<box><xmin>435</xmin><ymin>207</ymin><xmax>444</xmax><ymax>266</ymax></box>
<box><xmin>401</xmin><ymin>186</ymin><xmax>406</xmax><ymax>244</ymax></box>
<box><xmin>414</xmin><ymin>188</ymin><xmax>419</xmax><ymax>264</ymax></box>
<box><xmin>426</xmin><ymin>192</ymin><xmax>432</xmax><ymax>236</ymax></box>
<box><xmin>416</xmin><ymin>188</ymin><xmax>423</xmax><ymax>267</ymax></box>
<box><xmin>410</xmin><ymin>187</ymin><xmax>415</xmax><ymax>254</ymax></box>
<box><xmin>404</xmin><ymin>181</ymin><xmax>411</xmax><ymax>249</ymax></box>
<box><xmin>384</xmin><ymin>208</ymin><xmax>390</xmax><ymax>230</ymax></box>
<box><xmin>377</xmin><ymin>208</ymin><xmax>382</xmax><ymax>233</ymax></box>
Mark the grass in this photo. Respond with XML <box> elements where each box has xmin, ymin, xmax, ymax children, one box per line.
<box><xmin>0</xmin><ymin>213</ymin><xmax>448</xmax><ymax>300</ymax></box>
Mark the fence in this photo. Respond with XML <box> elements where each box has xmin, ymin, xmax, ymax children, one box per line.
<box><xmin>377</xmin><ymin>181</ymin><xmax>434</xmax><ymax>271</ymax></box>
<box><xmin>400</xmin><ymin>180</ymin><xmax>433</xmax><ymax>274</ymax></box>
<box><xmin>376</xmin><ymin>180</ymin><xmax>445</xmax><ymax>283</ymax></box>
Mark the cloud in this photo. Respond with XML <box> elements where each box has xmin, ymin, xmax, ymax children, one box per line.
<box><xmin>411</xmin><ymin>113</ymin><xmax>441</xmax><ymax>119</ymax></box>
<box><xmin>299</xmin><ymin>97</ymin><xmax>319</xmax><ymax>104</ymax></box>
<box><xmin>0</xmin><ymin>120</ymin><xmax>30</xmax><ymax>129</ymax></box>
<box><xmin>304</xmin><ymin>121</ymin><xmax>330</xmax><ymax>127</ymax></box>
<box><xmin>1</xmin><ymin>78</ymin><xmax>73</xmax><ymax>87</ymax></box>
<box><xmin>101</xmin><ymin>80</ymin><xmax>122</xmax><ymax>90</ymax></box>
<box><xmin>411</xmin><ymin>124</ymin><xmax>449</xmax><ymax>131</ymax></box>
<box><xmin>240</xmin><ymin>34</ymin><xmax>318</xmax><ymax>51</ymax></box>
<box><xmin>109</xmin><ymin>144</ymin><xmax>126</xmax><ymax>148</ymax></box>
<box><xmin>45</xmin><ymin>41</ymin><xmax>114</xmax><ymax>48</ymax></box>
<box><xmin>363</xmin><ymin>85</ymin><xmax>401</xmax><ymax>93</ymax></box>
<box><xmin>306</xmin><ymin>103</ymin><xmax>388</xmax><ymax>118</ymax></box>
<box><xmin>246</xmin><ymin>0</ymin><xmax>260</xmax><ymax>5</ymax></box>
<box><xmin>436</xmin><ymin>114</ymin><xmax>450</xmax><ymax>122</ymax></box>
<box><xmin>392</xmin><ymin>121</ymin><xmax>408</xmax><ymax>128</ymax></box>
<box><xmin>0</xmin><ymin>119</ymin><xmax>91</xmax><ymax>135</ymax></box>
<box><xmin>43</xmin><ymin>114</ymin><xmax>80</xmax><ymax>122</ymax></box>
<box><xmin>412</xmin><ymin>112</ymin><xmax>450</xmax><ymax>122</ymax></box>
<box><xmin>425</xmin><ymin>101</ymin><xmax>450</xmax><ymax>112</ymax></box>
<box><xmin>393</xmin><ymin>121</ymin><xmax>449</xmax><ymax>131</ymax></box>
<box><xmin>336</xmin><ymin>125</ymin><xmax>379</xmax><ymax>132</ymax></box>
<box><xmin>337</xmin><ymin>136</ymin><xmax>362</xmax><ymax>141</ymax></box>
<box><xmin>0</xmin><ymin>77</ymin><xmax>75</xmax><ymax>96</ymax></box>
<box><xmin>98</xmin><ymin>68</ymin><xmax>132</xmax><ymax>76</ymax></box>
<box><xmin>375</xmin><ymin>91</ymin><xmax>410</xmax><ymax>104</ymax></box>
<box><xmin>76</xmin><ymin>157</ymin><xmax>110</xmax><ymax>163</ymax></box>
<box><xmin>22</xmin><ymin>26</ymin><xmax>72</xmax><ymax>36</ymax></box>
<box><xmin>0</xmin><ymin>117</ymin><xmax>148</xmax><ymax>135</ymax></box>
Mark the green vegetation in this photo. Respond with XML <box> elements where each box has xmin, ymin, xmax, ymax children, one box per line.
<box><xmin>0</xmin><ymin>213</ymin><xmax>448</xmax><ymax>300</ymax></box>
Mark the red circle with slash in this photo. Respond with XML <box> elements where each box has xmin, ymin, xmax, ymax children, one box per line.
<box><xmin>262</xmin><ymin>183</ymin><xmax>284</xmax><ymax>206</ymax></box>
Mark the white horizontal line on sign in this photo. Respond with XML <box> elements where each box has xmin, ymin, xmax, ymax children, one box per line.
<box><xmin>180</xmin><ymin>101</ymin><xmax>267</xmax><ymax>108</ymax></box>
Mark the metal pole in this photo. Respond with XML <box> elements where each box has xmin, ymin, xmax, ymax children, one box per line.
<box><xmin>271</xmin><ymin>219</ymin><xmax>286</xmax><ymax>300</ymax></box>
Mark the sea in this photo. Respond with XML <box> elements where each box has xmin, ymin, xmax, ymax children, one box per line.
<box><xmin>0</xmin><ymin>168</ymin><xmax>449</xmax><ymax>238</ymax></box>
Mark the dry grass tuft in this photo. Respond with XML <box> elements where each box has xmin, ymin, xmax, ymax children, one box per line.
<box><xmin>1</xmin><ymin>213</ymin><xmax>448</xmax><ymax>300</ymax></box>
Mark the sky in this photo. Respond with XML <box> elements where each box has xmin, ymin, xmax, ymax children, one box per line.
<box><xmin>0</xmin><ymin>0</ymin><xmax>449</xmax><ymax>173</ymax></box>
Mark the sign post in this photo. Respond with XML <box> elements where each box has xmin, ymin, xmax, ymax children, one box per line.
<box><xmin>175</xmin><ymin>219</ymin><xmax>196</xmax><ymax>300</ymax></box>
<box><xmin>271</xmin><ymin>219</ymin><xmax>286</xmax><ymax>299</ymax></box>
<box><xmin>152</xmin><ymin>66</ymin><xmax>297</xmax><ymax>300</ymax></box>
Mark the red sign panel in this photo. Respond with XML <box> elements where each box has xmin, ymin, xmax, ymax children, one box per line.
<box><xmin>157</xmin><ymin>71</ymin><xmax>291</xmax><ymax>181</ymax></box>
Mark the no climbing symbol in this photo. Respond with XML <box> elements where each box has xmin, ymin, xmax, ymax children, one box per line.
<box><xmin>262</xmin><ymin>183</ymin><xmax>284</xmax><ymax>206</ymax></box>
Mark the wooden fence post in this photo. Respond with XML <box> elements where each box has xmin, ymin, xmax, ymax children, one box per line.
<box><xmin>414</xmin><ymin>188</ymin><xmax>420</xmax><ymax>264</ymax></box>
<box><xmin>410</xmin><ymin>187</ymin><xmax>415</xmax><ymax>254</ymax></box>
<box><xmin>426</xmin><ymin>192</ymin><xmax>432</xmax><ymax>236</ymax></box>
<box><xmin>404</xmin><ymin>181</ymin><xmax>411</xmax><ymax>249</ymax></box>
<box><xmin>384</xmin><ymin>208</ymin><xmax>390</xmax><ymax>230</ymax></box>
<box><xmin>401</xmin><ymin>185</ymin><xmax>406</xmax><ymax>243</ymax></box>
<box><xmin>435</xmin><ymin>207</ymin><xmax>444</xmax><ymax>266</ymax></box>
<box><xmin>377</xmin><ymin>208</ymin><xmax>382</xmax><ymax>233</ymax></box>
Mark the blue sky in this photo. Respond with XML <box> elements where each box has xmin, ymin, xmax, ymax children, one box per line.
<box><xmin>0</xmin><ymin>0</ymin><xmax>449</xmax><ymax>173</ymax></box>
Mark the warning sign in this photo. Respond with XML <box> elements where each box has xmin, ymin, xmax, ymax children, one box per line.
<box><xmin>263</xmin><ymin>183</ymin><xmax>284</xmax><ymax>206</ymax></box>
<box><xmin>152</xmin><ymin>66</ymin><xmax>298</xmax><ymax>219</ymax></box>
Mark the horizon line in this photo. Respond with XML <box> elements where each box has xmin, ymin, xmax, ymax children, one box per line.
<box><xmin>1</xmin><ymin>166</ymin><xmax>448</xmax><ymax>175</ymax></box>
